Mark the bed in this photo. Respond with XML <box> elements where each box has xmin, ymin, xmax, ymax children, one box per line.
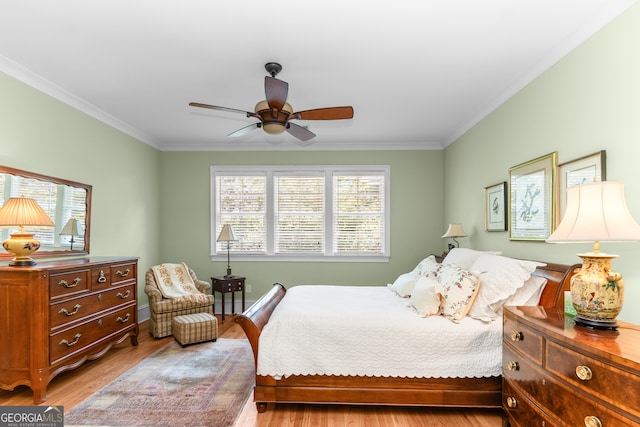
<box><xmin>235</xmin><ymin>249</ymin><xmax>578</xmax><ymax>413</ymax></box>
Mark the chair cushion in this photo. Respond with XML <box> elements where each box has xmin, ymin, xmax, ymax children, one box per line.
<box><xmin>152</xmin><ymin>294</ymin><xmax>214</xmax><ymax>314</ymax></box>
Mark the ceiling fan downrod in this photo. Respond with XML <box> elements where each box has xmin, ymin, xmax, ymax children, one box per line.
<box><xmin>265</xmin><ymin>62</ymin><xmax>282</xmax><ymax>78</ymax></box>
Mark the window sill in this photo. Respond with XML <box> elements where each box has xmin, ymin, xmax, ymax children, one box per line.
<box><xmin>210</xmin><ymin>254</ymin><xmax>390</xmax><ymax>263</ymax></box>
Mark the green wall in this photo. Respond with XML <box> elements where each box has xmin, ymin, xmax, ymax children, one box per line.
<box><xmin>2</xmin><ymin>1</ymin><xmax>639</xmax><ymax>323</ymax></box>
<box><xmin>444</xmin><ymin>2</ymin><xmax>640</xmax><ymax>323</ymax></box>
<box><xmin>158</xmin><ymin>150</ymin><xmax>444</xmax><ymax>298</ymax></box>
<box><xmin>0</xmin><ymin>72</ymin><xmax>162</xmax><ymax>302</ymax></box>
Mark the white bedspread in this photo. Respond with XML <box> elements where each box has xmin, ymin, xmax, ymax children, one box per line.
<box><xmin>257</xmin><ymin>285</ymin><xmax>503</xmax><ymax>379</ymax></box>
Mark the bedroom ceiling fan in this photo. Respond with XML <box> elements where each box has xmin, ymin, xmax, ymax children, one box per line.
<box><xmin>189</xmin><ymin>62</ymin><xmax>354</xmax><ymax>142</ymax></box>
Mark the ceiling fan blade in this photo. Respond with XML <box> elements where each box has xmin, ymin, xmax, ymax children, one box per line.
<box><xmin>265</xmin><ymin>76</ymin><xmax>288</xmax><ymax>110</ymax></box>
<box><xmin>189</xmin><ymin>102</ymin><xmax>253</xmax><ymax>116</ymax></box>
<box><xmin>286</xmin><ymin>122</ymin><xmax>316</xmax><ymax>142</ymax></box>
<box><xmin>291</xmin><ymin>106</ymin><xmax>354</xmax><ymax>121</ymax></box>
<box><xmin>228</xmin><ymin>122</ymin><xmax>261</xmax><ymax>137</ymax></box>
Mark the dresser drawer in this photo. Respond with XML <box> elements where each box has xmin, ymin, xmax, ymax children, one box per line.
<box><xmin>49</xmin><ymin>269</ymin><xmax>90</xmax><ymax>299</ymax></box>
<box><xmin>91</xmin><ymin>266</ymin><xmax>111</xmax><ymax>290</ymax></box>
<box><xmin>49</xmin><ymin>304</ymin><xmax>136</xmax><ymax>366</ymax></box>
<box><xmin>546</xmin><ymin>340</ymin><xmax>640</xmax><ymax>421</ymax></box>
<box><xmin>504</xmin><ymin>314</ymin><xmax>543</xmax><ymax>366</ymax></box>
<box><xmin>505</xmin><ymin>346</ymin><xmax>635</xmax><ymax>427</ymax></box>
<box><xmin>110</xmin><ymin>262</ymin><xmax>135</xmax><ymax>285</ymax></box>
<box><xmin>49</xmin><ymin>284</ymin><xmax>136</xmax><ymax>329</ymax></box>
<box><xmin>503</xmin><ymin>379</ymin><xmax>550</xmax><ymax>427</ymax></box>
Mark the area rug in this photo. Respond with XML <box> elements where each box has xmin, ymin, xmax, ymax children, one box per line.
<box><xmin>65</xmin><ymin>338</ymin><xmax>254</xmax><ymax>427</ymax></box>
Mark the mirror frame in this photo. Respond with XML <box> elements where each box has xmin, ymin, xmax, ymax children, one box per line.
<box><xmin>0</xmin><ymin>165</ymin><xmax>92</xmax><ymax>258</ymax></box>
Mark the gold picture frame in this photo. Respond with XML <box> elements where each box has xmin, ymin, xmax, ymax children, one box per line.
<box><xmin>556</xmin><ymin>150</ymin><xmax>606</xmax><ymax>225</ymax></box>
<box><xmin>509</xmin><ymin>152</ymin><xmax>558</xmax><ymax>241</ymax></box>
<box><xmin>484</xmin><ymin>182</ymin><xmax>507</xmax><ymax>231</ymax></box>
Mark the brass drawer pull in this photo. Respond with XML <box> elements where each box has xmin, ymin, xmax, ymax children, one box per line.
<box><xmin>576</xmin><ymin>365</ymin><xmax>593</xmax><ymax>381</ymax></box>
<box><xmin>59</xmin><ymin>304</ymin><xmax>81</xmax><ymax>316</ymax></box>
<box><xmin>116</xmin><ymin>268</ymin><xmax>130</xmax><ymax>278</ymax></box>
<box><xmin>511</xmin><ymin>331</ymin><xmax>523</xmax><ymax>341</ymax></box>
<box><xmin>506</xmin><ymin>396</ymin><xmax>517</xmax><ymax>408</ymax></box>
<box><xmin>584</xmin><ymin>415</ymin><xmax>602</xmax><ymax>427</ymax></box>
<box><xmin>507</xmin><ymin>361</ymin><xmax>519</xmax><ymax>371</ymax></box>
<box><xmin>116</xmin><ymin>290</ymin><xmax>131</xmax><ymax>299</ymax></box>
<box><xmin>59</xmin><ymin>333</ymin><xmax>82</xmax><ymax>347</ymax></box>
<box><xmin>59</xmin><ymin>277</ymin><xmax>81</xmax><ymax>288</ymax></box>
<box><xmin>97</xmin><ymin>270</ymin><xmax>107</xmax><ymax>283</ymax></box>
<box><xmin>117</xmin><ymin>313</ymin><xmax>131</xmax><ymax>323</ymax></box>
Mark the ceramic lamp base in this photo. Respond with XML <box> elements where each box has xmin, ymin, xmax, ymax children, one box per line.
<box><xmin>571</xmin><ymin>253</ymin><xmax>623</xmax><ymax>330</ymax></box>
<box><xmin>2</xmin><ymin>232</ymin><xmax>41</xmax><ymax>266</ymax></box>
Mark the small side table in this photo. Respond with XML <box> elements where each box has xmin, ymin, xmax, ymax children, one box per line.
<box><xmin>211</xmin><ymin>276</ymin><xmax>245</xmax><ymax>323</ymax></box>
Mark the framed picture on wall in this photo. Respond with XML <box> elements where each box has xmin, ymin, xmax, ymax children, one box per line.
<box><xmin>509</xmin><ymin>152</ymin><xmax>558</xmax><ymax>241</ymax></box>
<box><xmin>484</xmin><ymin>182</ymin><xmax>507</xmax><ymax>231</ymax></box>
<box><xmin>557</xmin><ymin>150</ymin><xmax>606</xmax><ymax>224</ymax></box>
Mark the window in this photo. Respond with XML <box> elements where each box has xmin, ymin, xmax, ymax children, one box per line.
<box><xmin>211</xmin><ymin>165</ymin><xmax>390</xmax><ymax>262</ymax></box>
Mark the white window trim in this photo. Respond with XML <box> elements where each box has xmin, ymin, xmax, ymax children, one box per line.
<box><xmin>210</xmin><ymin>165</ymin><xmax>390</xmax><ymax>263</ymax></box>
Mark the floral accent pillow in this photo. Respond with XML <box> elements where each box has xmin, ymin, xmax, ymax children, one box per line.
<box><xmin>413</xmin><ymin>255</ymin><xmax>441</xmax><ymax>279</ymax></box>
<box><xmin>435</xmin><ymin>263</ymin><xmax>480</xmax><ymax>322</ymax></box>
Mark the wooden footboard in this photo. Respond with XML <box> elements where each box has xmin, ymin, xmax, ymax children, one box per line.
<box><xmin>234</xmin><ymin>263</ymin><xmax>577</xmax><ymax>413</ymax></box>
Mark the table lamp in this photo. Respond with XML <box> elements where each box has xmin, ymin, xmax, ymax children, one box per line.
<box><xmin>0</xmin><ymin>197</ymin><xmax>55</xmax><ymax>266</ymax></box>
<box><xmin>442</xmin><ymin>223</ymin><xmax>468</xmax><ymax>251</ymax></box>
<box><xmin>59</xmin><ymin>218</ymin><xmax>82</xmax><ymax>250</ymax></box>
<box><xmin>547</xmin><ymin>181</ymin><xmax>640</xmax><ymax>329</ymax></box>
<box><xmin>217</xmin><ymin>224</ymin><xmax>237</xmax><ymax>278</ymax></box>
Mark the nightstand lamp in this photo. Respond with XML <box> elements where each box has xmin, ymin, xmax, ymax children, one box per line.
<box><xmin>0</xmin><ymin>196</ymin><xmax>55</xmax><ymax>266</ymax></box>
<box><xmin>547</xmin><ymin>181</ymin><xmax>640</xmax><ymax>329</ymax></box>
<box><xmin>59</xmin><ymin>218</ymin><xmax>82</xmax><ymax>250</ymax></box>
<box><xmin>442</xmin><ymin>223</ymin><xmax>468</xmax><ymax>252</ymax></box>
<box><xmin>217</xmin><ymin>224</ymin><xmax>237</xmax><ymax>278</ymax></box>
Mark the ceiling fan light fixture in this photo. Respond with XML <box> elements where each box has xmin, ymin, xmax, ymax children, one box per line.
<box><xmin>263</xmin><ymin>122</ymin><xmax>287</xmax><ymax>135</ymax></box>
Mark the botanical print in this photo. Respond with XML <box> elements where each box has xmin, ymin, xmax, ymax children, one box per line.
<box><xmin>514</xmin><ymin>169</ymin><xmax>545</xmax><ymax>230</ymax></box>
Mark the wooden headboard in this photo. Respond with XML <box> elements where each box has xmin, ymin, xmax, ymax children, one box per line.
<box><xmin>532</xmin><ymin>262</ymin><xmax>580</xmax><ymax>310</ymax></box>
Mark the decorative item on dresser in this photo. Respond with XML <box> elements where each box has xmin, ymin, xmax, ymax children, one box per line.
<box><xmin>503</xmin><ymin>305</ymin><xmax>640</xmax><ymax>426</ymax></box>
<box><xmin>0</xmin><ymin>256</ymin><xmax>139</xmax><ymax>404</ymax></box>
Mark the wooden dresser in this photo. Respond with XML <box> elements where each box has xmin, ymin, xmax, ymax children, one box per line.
<box><xmin>0</xmin><ymin>257</ymin><xmax>139</xmax><ymax>404</ymax></box>
<box><xmin>503</xmin><ymin>306</ymin><xmax>640</xmax><ymax>427</ymax></box>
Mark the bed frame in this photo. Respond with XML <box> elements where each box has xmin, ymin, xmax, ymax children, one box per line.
<box><xmin>235</xmin><ymin>261</ymin><xmax>579</xmax><ymax>413</ymax></box>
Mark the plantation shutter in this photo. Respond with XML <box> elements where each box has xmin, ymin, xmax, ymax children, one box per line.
<box><xmin>274</xmin><ymin>173</ymin><xmax>324</xmax><ymax>253</ymax></box>
<box><xmin>215</xmin><ymin>174</ymin><xmax>266</xmax><ymax>253</ymax></box>
<box><xmin>333</xmin><ymin>173</ymin><xmax>385</xmax><ymax>255</ymax></box>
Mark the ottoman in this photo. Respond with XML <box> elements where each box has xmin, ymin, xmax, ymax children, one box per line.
<box><xmin>172</xmin><ymin>312</ymin><xmax>218</xmax><ymax>346</ymax></box>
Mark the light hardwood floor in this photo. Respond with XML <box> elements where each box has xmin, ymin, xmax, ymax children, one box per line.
<box><xmin>0</xmin><ymin>316</ymin><xmax>504</xmax><ymax>426</ymax></box>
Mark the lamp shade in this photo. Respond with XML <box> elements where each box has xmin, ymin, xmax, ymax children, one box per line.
<box><xmin>547</xmin><ymin>181</ymin><xmax>640</xmax><ymax>243</ymax></box>
<box><xmin>59</xmin><ymin>218</ymin><xmax>82</xmax><ymax>236</ymax></box>
<box><xmin>217</xmin><ymin>224</ymin><xmax>237</xmax><ymax>242</ymax></box>
<box><xmin>0</xmin><ymin>197</ymin><xmax>55</xmax><ymax>228</ymax></box>
<box><xmin>442</xmin><ymin>223</ymin><xmax>468</xmax><ymax>238</ymax></box>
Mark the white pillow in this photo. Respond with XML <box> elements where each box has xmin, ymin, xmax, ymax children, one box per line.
<box><xmin>435</xmin><ymin>263</ymin><xmax>480</xmax><ymax>322</ymax></box>
<box><xmin>470</xmin><ymin>254</ymin><xmax>545</xmax><ymax>308</ymax></box>
<box><xmin>408</xmin><ymin>276</ymin><xmax>442</xmax><ymax>317</ymax></box>
<box><xmin>468</xmin><ymin>277</ymin><xmax>546</xmax><ymax>322</ymax></box>
<box><xmin>442</xmin><ymin>248</ymin><xmax>501</xmax><ymax>270</ymax></box>
<box><xmin>388</xmin><ymin>271</ymin><xmax>418</xmax><ymax>298</ymax></box>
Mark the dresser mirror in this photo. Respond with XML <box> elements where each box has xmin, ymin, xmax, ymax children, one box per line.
<box><xmin>0</xmin><ymin>166</ymin><xmax>91</xmax><ymax>258</ymax></box>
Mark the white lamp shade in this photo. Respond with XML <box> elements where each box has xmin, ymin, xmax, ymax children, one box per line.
<box><xmin>547</xmin><ymin>181</ymin><xmax>640</xmax><ymax>243</ymax></box>
<box><xmin>217</xmin><ymin>224</ymin><xmax>237</xmax><ymax>242</ymax></box>
<box><xmin>442</xmin><ymin>223</ymin><xmax>468</xmax><ymax>238</ymax></box>
<box><xmin>59</xmin><ymin>218</ymin><xmax>82</xmax><ymax>236</ymax></box>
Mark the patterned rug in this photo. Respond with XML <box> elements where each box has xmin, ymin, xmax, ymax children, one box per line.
<box><xmin>65</xmin><ymin>339</ymin><xmax>254</xmax><ymax>427</ymax></box>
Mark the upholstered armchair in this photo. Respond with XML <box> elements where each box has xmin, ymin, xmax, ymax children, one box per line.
<box><xmin>144</xmin><ymin>265</ymin><xmax>214</xmax><ymax>338</ymax></box>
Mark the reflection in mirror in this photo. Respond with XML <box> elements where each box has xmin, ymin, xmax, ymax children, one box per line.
<box><xmin>0</xmin><ymin>166</ymin><xmax>91</xmax><ymax>258</ymax></box>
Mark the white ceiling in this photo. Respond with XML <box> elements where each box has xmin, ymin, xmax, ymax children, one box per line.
<box><xmin>0</xmin><ymin>1</ymin><xmax>636</xmax><ymax>151</ymax></box>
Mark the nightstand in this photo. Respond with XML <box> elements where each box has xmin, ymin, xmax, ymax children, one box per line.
<box><xmin>502</xmin><ymin>305</ymin><xmax>640</xmax><ymax>426</ymax></box>
<box><xmin>211</xmin><ymin>276</ymin><xmax>245</xmax><ymax>323</ymax></box>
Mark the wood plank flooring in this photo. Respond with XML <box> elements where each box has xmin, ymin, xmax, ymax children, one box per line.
<box><xmin>0</xmin><ymin>315</ymin><xmax>504</xmax><ymax>426</ymax></box>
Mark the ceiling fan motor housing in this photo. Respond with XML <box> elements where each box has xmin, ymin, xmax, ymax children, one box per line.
<box><xmin>254</xmin><ymin>100</ymin><xmax>293</xmax><ymax>134</ymax></box>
